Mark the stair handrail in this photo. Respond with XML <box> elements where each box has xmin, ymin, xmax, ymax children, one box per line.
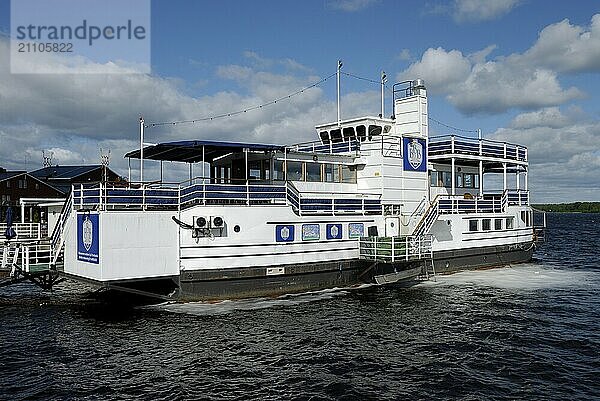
<box><xmin>50</xmin><ymin>190</ymin><xmax>73</xmax><ymax>265</ymax></box>
<box><xmin>412</xmin><ymin>195</ymin><xmax>441</xmax><ymax>236</ymax></box>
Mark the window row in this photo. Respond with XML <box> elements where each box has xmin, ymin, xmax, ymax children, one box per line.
<box><xmin>469</xmin><ymin>217</ymin><xmax>514</xmax><ymax>232</ymax></box>
<box><xmin>274</xmin><ymin>161</ymin><xmax>357</xmax><ymax>184</ymax></box>
<box><xmin>5</xmin><ymin>179</ymin><xmax>28</xmax><ymax>189</ymax></box>
<box><xmin>319</xmin><ymin>124</ymin><xmax>392</xmax><ymax>144</ymax></box>
<box><xmin>430</xmin><ymin>171</ymin><xmax>480</xmax><ymax>189</ymax></box>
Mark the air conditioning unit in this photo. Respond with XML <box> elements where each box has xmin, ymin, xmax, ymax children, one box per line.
<box><xmin>193</xmin><ymin>216</ymin><xmax>208</xmax><ymax>229</ymax></box>
<box><xmin>210</xmin><ymin>216</ymin><xmax>225</xmax><ymax>228</ymax></box>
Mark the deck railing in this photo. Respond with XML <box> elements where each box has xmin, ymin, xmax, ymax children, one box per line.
<box><xmin>429</xmin><ymin>135</ymin><xmax>527</xmax><ymax>162</ymax></box>
<box><xmin>70</xmin><ymin>180</ymin><xmax>382</xmax><ymax>216</ymax></box>
<box><xmin>0</xmin><ymin>223</ymin><xmax>45</xmax><ymax>240</ymax></box>
<box><xmin>286</xmin><ymin>140</ymin><xmax>359</xmax><ymax>155</ymax></box>
<box><xmin>359</xmin><ymin>234</ymin><xmax>433</xmax><ymax>263</ymax></box>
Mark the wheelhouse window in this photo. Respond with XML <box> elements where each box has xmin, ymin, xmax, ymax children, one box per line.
<box><xmin>430</xmin><ymin>171</ymin><xmax>438</xmax><ymax>186</ymax></box>
<box><xmin>342</xmin><ymin>127</ymin><xmax>356</xmax><ymax>142</ymax></box>
<box><xmin>368</xmin><ymin>125</ymin><xmax>382</xmax><ymax>141</ymax></box>
<box><xmin>469</xmin><ymin>220</ymin><xmax>478</xmax><ymax>232</ymax></box>
<box><xmin>319</xmin><ymin>131</ymin><xmax>330</xmax><ymax>144</ymax></box>
<box><xmin>330</xmin><ymin>128</ymin><xmax>342</xmax><ymax>143</ymax></box>
<box><xmin>506</xmin><ymin>217</ymin><xmax>514</xmax><ymax>229</ymax></box>
<box><xmin>482</xmin><ymin>219</ymin><xmax>491</xmax><ymax>231</ymax></box>
<box><xmin>248</xmin><ymin>160</ymin><xmax>261</xmax><ymax>180</ymax></box>
<box><xmin>356</xmin><ymin>125</ymin><xmax>366</xmax><ymax>141</ymax></box>
<box><xmin>286</xmin><ymin>161</ymin><xmax>303</xmax><ymax>181</ymax></box>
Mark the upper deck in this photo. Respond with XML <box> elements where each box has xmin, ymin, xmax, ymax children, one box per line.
<box><xmin>429</xmin><ymin>135</ymin><xmax>528</xmax><ymax>166</ymax></box>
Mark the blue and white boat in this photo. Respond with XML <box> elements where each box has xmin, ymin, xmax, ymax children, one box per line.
<box><xmin>36</xmin><ymin>79</ymin><xmax>543</xmax><ymax>301</ymax></box>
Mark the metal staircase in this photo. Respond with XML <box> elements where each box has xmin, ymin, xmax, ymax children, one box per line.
<box><xmin>412</xmin><ymin>197</ymin><xmax>440</xmax><ymax>238</ymax></box>
<box><xmin>50</xmin><ymin>194</ymin><xmax>72</xmax><ymax>268</ymax></box>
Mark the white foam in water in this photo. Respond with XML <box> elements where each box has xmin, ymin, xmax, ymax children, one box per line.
<box><xmin>419</xmin><ymin>264</ymin><xmax>598</xmax><ymax>290</ymax></box>
<box><xmin>147</xmin><ymin>285</ymin><xmax>368</xmax><ymax>316</ymax></box>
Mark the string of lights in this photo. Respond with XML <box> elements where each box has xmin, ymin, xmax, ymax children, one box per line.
<box><xmin>340</xmin><ymin>71</ymin><xmax>382</xmax><ymax>85</ymax></box>
<box><xmin>146</xmin><ymin>72</ymin><xmax>337</xmax><ymax>128</ymax></box>
<box><xmin>428</xmin><ymin>116</ymin><xmax>478</xmax><ymax>133</ymax></box>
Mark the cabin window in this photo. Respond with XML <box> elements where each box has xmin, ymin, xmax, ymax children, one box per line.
<box><xmin>474</xmin><ymin>174</ymin><xmax>480</xmax><ymax>189</ymax></box>
<box><xmin>506</xmin><ymin>217</ymin><xmax>514</xmax><ymax>229</ymax></box>
<box><xmin>305</xmin><ymin>163</ymin><xmax>321</xmax><ymax>182</ymax></box>
<box><xmin>495</xmin><ymin>218</ymin><xmax>503</xmax><ymax>230</ymax></box>
<box><xmin>520</xmin><ymin>211</ymin><xmax>526</xmax><ymax>224</ymax></box>
<box><xmin>319</xmin><ymin>131</ymin><xmax>330</xmax><ymax>144</ymax></box>
<box><xmin>356</xmin><ymin>125</ymin><xmax>366</xmax><ymax>141</ymax></box>
<box><xmin>341</xmin><ymin>165</ymin><xmax>357</xmax><ymax>183</ymax></box>
<box><xmin>383</xmin><ymin>125</ymin><xmax>392</xmax><ymax>133</ymax></box>
<box><xmin>343</xmin><ymin>127</ymin><xmax>356</xmax><ymax>141</ymax></box>
<box><xmin>324</xmin><ymin>164</ymin><xmax>339</xmax><ymax>182</ymax></box>
<box><xmin>330</xmin><ymin>129</ymin><xmax>342</xmax><ymax>143</ymax></box>
<box><xmin>463</xmin><ymin>173</ymin><xmax>473</xmax><ymax>188</ymax></box>
<box><xmin>482</xmin><ymin>219</ymin><xmax>491</xmax><ymax>231</ymax></box>
<box><xmin>469</xmin><ymin>220</ymin><xmax>478</xmax><ymax>232</ymax></box>
<box><xmin>248</xmin><ymin>160</ymin><xmax>261</xmax><ymax>180</ymax></box>
<box><xmin>442</xmin><ymin>171</ymin><xmax>452</xmax><ymax>187</ymax></box>
<box><xmin>368</xmin><ymin>125</ymin><xmax>382</xmax><ymax>141</ymax></box>
<box><xmin>273</xmin><ymin>160</ymin><xmax>285</xmax><ymax>181</ymax></box>
<box><xmin>430</xmin><ymin>171</ymin><xmax>438</xmax><ymax>186</ymax></box>
<box><xmin>286</xmin><ymin>161</ymin><xmax>303</xmax><ymax>181</ymax></box>
<box><xmin>456</xmin><ymin>174</ymin><xmax>463</xmax><ymax>188</ymax></box>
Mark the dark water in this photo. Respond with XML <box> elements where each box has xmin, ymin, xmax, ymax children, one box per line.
<box><xmin>1</xmin><ymin>213</ymin><xmax>599</xmax><ymax>400</ymax></box>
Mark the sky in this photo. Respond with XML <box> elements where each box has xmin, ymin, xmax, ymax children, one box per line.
<box><xmin>0</xmin><ymin>0</ymin><xmax>599</xmax><ymax>203</ymax></box>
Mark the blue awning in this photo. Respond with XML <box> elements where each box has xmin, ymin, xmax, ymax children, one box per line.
<box><xmin>124</xmin><ymin>140</ymin><xmax>285</xmax><ymax>163</ymax></box>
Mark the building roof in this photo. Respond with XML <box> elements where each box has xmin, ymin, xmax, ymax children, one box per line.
<box><xmin>0</xmin><ymin>171</ymin><xmax>25</xmax><ymax>182</ymax></box>
<box><xmin>29</xmin><ymin>165</ymin><xmax>104</xmax><ymax>180</ymax></box>
<box><xmin>124</xmin><ymin>140</ymin><xmax>285</xmax><ymax>163</ymax></box>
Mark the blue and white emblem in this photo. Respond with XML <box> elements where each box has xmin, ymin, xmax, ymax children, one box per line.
<box><xmin>408</xmin><ymin>139</ymin><xmax>423</xmax><ymax>170</ymax></box>
<box><xmin>276</xmin><ymin>225</ymin><xmax>295</xmax><ymax>242</ymax></box>
<box><xmin>280</xmin><ymin>226</ymin><xmax>290</xmax><ymax>240</ymax></box>
<box><xmin>82</xmin><ymin>215</ymin><xmax>93</xmax><ymax>251</ymax></box>
<box><xmin>330</xmin><ymin>225</ymin><xmax>339</xmax><ymax>237</ymax></box>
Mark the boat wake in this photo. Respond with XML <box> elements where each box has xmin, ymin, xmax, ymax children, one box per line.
<box><xmin>418</xmin><ymin>263</ymin><xmax>599</xmax><ymax>290</ymax></box>
<box><xmin>147</xmin><ymin>284</ymin><xmax>374</xmax><ymax>316</ymax></box>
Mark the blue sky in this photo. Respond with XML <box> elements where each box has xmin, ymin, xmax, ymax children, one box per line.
<box><xmin>0</xmin><ymin>0</ymin><xmax>599</xmax><ymax>202</ymax></box>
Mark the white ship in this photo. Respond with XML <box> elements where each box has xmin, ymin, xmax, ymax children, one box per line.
<box><xmin>1</xmin><ymin>79</ymin><xmax>545</xmax><ymax>301</ymax></box>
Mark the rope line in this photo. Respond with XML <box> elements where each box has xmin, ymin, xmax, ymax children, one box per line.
<box><xmin>146</xmin><ymin>72</ymin><xmax>337</xmax><ymax>128</ymax></box>
<box><xmin>428</xmin><ymin>116</ymin><xmax>478</xmax><ymax>133</ymax></box>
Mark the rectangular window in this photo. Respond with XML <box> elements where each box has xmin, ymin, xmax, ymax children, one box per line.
<box><xmin>469</xmin><ymin>219</ymin><xmax>478</xmax><ymax>232</ymax></box>
<box><xmin>273</xmin><ymin>160</ymin><xmax>285</xmax><ymax>181</ymax></box>
<box><xmin>474</xmin><ymin>174</ymin><xmax>480</xmax><ymax>189</ymax></box>
<box><xmin>341</xmin><ymin>165</ymin><xmax>357</xmax><ymax>183</ymax></box>
<box><xmin>6</xmin><ymin>181</ymin><xmax>10</xmax><ymax>188</ymax></box>
<box><xmin>286</xmin><ymin>161</ymin><xmax>303</xmax><ymax>181</ymax></box>
<box><xmin>324</xmin><ymin>164</ymin><xmax>337</xmax><ymax>182</ymax></box>
<box><xmin>430</xmin><ymin>171</ymin><xmax>438</xmax><ymax>187</ymax></box>
<box><xmin>23</xmin><ymin>180</ymin><xmax>27</xmax><ymax>189</ymax></box>
<box><xmin>456</xmin><ymin>173</ymin><xmax>463</xmax><ymax>188</ymax></box>
<box><xmin>35</xmin><ymin>183</ymin><xmax>39</xmax><ymax>190</ymax></box>
<box><xmin>520</xmin><ymin>211</ymin><xmax>526</xmax><ymax>223</ymax></box>
<box><xmin>18</xmin><ymin>180</ymin><xmax>23</xmax><ymax>189</ymax></box>
<box><xmin>506</xmin><ymin>217</ymin><xmax>514</xmax><ymax>229</ymax></box>
<box><xmin>248</xmin><ymin>160</ymin><xmax>261</xmax><ymax>180</ymax></box>
<box><xmin>305</xmin><ymin>163</ymin><xmax>321</xmax><ymax>182</ymax></box>
<box><xmin>443</xmin><ymin>171</ymin><xmax>452</xmax><ymax>187</ymax></box>
<box><xmin>482</xmin><ymin>219</ymin><xmax>491</xmax><ymax>231</ymax></box>
<box><xmin>463</xmin><ymin>174</ymin><xmax>473</xmax><ymax>188</ymax></box>
<box><xmin>495</xmin><ymin>218</ymin><xmax>503</xmax><ymax>230</ymax></box>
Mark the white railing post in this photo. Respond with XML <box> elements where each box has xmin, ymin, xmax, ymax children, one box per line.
<box><xmin>391</xmin><ymin>236</ymin><xmax>395</xmax><ymax>263</ymax></box>
<box><xmin>246</xmin><ymin>180</ymin><xmax>250</xmax><ymax>205</ymax></box>
<box><xmin>142</xmin><ymin>185</ymin><xmax>146</xmax><ymax>210</ymax></box>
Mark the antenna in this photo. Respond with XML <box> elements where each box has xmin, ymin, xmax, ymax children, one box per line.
<box><xmin>100</xmin><ymin>148</ymin><xmax>111</xmax><ymax>183</ymax></box>
<box><xmin>42</xmin><ymin>150</ymin><xmax>54</xmax><ymax>167</ymax></box>
<box><xmin>381</xmin><ymin>70</ymin><xmax>387</xmax><ymax>118</ymax></box>
<box><xmin>336</xmin><ymin>60</ymin><xmax>342</xmax><ymax>126</ymax></box>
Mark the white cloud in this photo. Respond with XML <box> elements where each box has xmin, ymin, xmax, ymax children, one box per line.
<box><xmin>453</xmin><ymin>0</ymin><xmax>520</xmax><ymax>23</ymax></box>
<box><xmin>399</xmin><ymin>47</ymin><xmax>471</xmax><ymax>94</ymax></box>
<box><xmin>327</xmin><ymin>0</ymin><xmax>378</xmax><ymax>12</ymax></box>
<box><xmin>522</xmin><ymin>14</ymin><xmax>600</xmax><ymax>73</ymax></box>
<box><xmin>0</xmin><ymin>38</ymin><xmax>379</xmax><ymax>183</ymax></box>
<box><xmin>397</xmin><ymin>49</ymin><xmax>412</xmax><ymax>61</ymax></box>
<box><xmin>397</xmin><ymin>15</ymin><xmax>600</xmax><ymax>115</ymax></box>
<box><xmin>509</xmin><ymin>107</ymin><xmax>572</xmax><ymax>129</ymax></box>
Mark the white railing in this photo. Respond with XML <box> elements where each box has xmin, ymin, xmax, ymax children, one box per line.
<box><xmin>359</xmin><ymin>234</ymin><xmax>433</xmax><ymax>263</ymax></box>
<box><xmin>1</xmin><ymin>243</ymin><xmax>52</xmax><ymax>273</ymax></box>
<box><xmin>429</xmin><ymin>135</ymin><xmax>528</xmax><ymax>162</ymax></box>
<box><xmin>0</xmin><ymin>223</ymin><xmax>45</xmax><ymax>240</ymax></box>
<box><xmin>286</xmin><ymin>140</ymin><xmax>359</xmax><ymax>155</ymax></box>
<box><xmin>69</xmin><ymin>180</ymin><xmax>383</xmax><ymax>216</ymax></box>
